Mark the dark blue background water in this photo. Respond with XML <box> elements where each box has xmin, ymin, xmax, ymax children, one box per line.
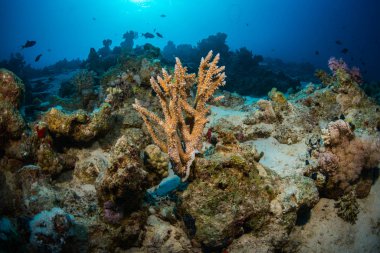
<box><xmin>1</xmin><ymin>0</ymin><xmax>379</xmax><ymax>80</ymax></box>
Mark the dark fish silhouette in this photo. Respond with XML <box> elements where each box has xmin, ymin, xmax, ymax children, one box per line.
<box><xmin>246</xmin><ymin>23</ymin><xmax>249</xmax><ymax>26</ymax></box>
<box><xmin>335</xmin><ymin>40</ymin><xmax>343</xmax><ymax>45</ymax></box>
<box><xmin>22</xmin><ymin>40</ymin><xmax>36</xmax><ymax>49</ymax></box>
<box><xmin>47</xmin><ymin>49</ymin><xmax>51</xmax><ymax>52</ymax></box>
<box><xmin>92</xmin><ymin>17</ymin><xmax>96</xmax><ymax>21</ymax></box>
<box><xmin>35</xmin><ymin>54</ymin><xmax>43</xmax><ymax>62</ymax></box>
<box><xmin>142</xmin><ymin>32</ymin><xmax>155</xmax><ymax>38</ymax></box>
<box><xmin>160</xmin><ymin>14</ymin><xmax>167</xmax><ymax>18</ymax></box>
<box><xmin>156</xmin><ymin>32</ymin><xmax>163</xmax><ymax>38</ymax></box>
<box><xmin>341</xmin><ymin>48</ymin><xmax>349</xmax><ymax>54</ymax></box>
<box><xmin>315</xmin><ymin>50</ymin><xmax>319</xmax><ymax>55</ymax></box>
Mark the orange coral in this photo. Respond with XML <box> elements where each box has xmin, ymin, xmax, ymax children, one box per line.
<box><xmin>133</xmin><ymin>51</ymin><xmax>225</xmax><ymax>181</ymax></box>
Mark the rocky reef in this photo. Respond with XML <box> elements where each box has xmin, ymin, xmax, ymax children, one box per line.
<box><xmin>0</xmin><ymin>45</ymin><xmax>379</xmax><ymax>253</ymax></box>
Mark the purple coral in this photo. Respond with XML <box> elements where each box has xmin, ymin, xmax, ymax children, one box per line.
<box><xmin>327</xmin><ymin>57</ymin><xmax>362</xmax><ymax>84</ymax></box>
<box><xmin>328</xmin><ymin>57</ymin><xmax>348</xmax><ymax>73</ymax></box>
<box><xmin>349</xmin><ymin>66</ymin><xmax>362</xmax><ymax>84</ymax></box>
<box><xmin>103</xmin><ymin>201</ymin><xmax>123</xmax><ymax>224</ymax></box>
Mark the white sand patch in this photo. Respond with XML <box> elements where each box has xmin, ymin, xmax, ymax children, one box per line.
<box><xmin>250</xmin><ymin>137</ymin><xmax>308</xmax><ymax>176</ymax></box>
<box><xmin>209</xmin><ymin>106</ymin><xmax>250</xmax><ymax>126</ymax></box>
<box><xmin>289</xmin><ymin>178</ymin><xmax>380</xmax><ymax>253</ymax></box>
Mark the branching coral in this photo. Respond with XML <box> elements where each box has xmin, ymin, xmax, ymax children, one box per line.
<box><xmin>133</xmin><ymin>51</ymin><xmax>226</xmax><ymax>181</ymax></box>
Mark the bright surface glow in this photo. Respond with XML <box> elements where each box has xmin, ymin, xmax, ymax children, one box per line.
<box><xmin>128</xmin><ymin>0</ymin><xmax>151</xmax><ymax>8</ymax></box>
<box><xmin>129</xmin><ymin>0</ymin><xmax>149</xmax><ymax>3</ymax></box>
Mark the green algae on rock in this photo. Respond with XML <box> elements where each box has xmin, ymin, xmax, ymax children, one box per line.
<box><xmin>44</xmin><ymin>103</ymin><xmax>112</xmax><ymax>142</ymax></box>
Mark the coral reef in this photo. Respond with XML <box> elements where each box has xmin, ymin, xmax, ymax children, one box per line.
<box><xmin>244</xmin><ymin>99</ymin><xmax>277</xmax><ymax>125</ymax></box>
<box><xmin>0</xmin><ymin>68</ymin><xmax>25</xmax><ymax>107</ymax></box>
<box><xmin>143</xmin><ymin>144</ymin><xmax>170</xmax><ymax>180</ymax></box>
<box><xmin>120</xmin><ymin>30</ymin><xmax>138</xmax><ymax>51</ymax></box>
<box><xmin>74</xmin><ymin>149</ymin><xmax>110</xmax><ymax>183</ymax></box>
<box><xmin>308</xmin><ymin>119</ymin><xmax>380</xmax><ymax>198</ymax></box>
<box><xmin>16</xmin><ymin>165</ymin><xmax>57</xmax><ymax>215</ymax></box>
<box><xmin>29</xmin><ymin>207</ymin><xmax>75</xmax><ymax>252</ymax></box>
<box><xmin>127</xmin><ymin>215</ymin><xmax>193</xmax><ymax>253</ymax></box>
<box><xmin>96</xmin><ymin>135</ymin><xmax>150</xmax><ymax>215</ymax></box>
<box><xmin>0</xmin><ymin>69</ymin><xmax>26</xmax><ymax>147</ymax></box>
<box><xmin>2</xmin><ymin>31</ymin><xmax>380</xmax><ymax>252</ymax></box>
<box><xmin>162</xmin><ymin>33</ymin><xmax>306</xmax><ymax>97</ymax></box>
<box><xmin>334</xmin><ymin>189</ymin><xmax>360</xmax><ymax>224</ymax></box>
<box><xmin>71</xmin><ymin>70</ymin><xmax>99</xmax><ymax>110</ymax></box>
<box><xmin>180</xmin><ymin>141</ymin><xmax>318</xmax><ymax>251</ymax></box>
<box><xmin>44</xmin><ymin>102</ymin><xmax>112</xmax><ymax>142</ymax></box>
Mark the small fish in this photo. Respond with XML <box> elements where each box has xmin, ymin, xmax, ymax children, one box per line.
<box><xmin>156</xmin><ymin>32</ymin><xmax>163</xmax><ymax>38</ymax></box>
<box><xmin>160</xmin><ymin>14</ymin><xmax>167</xmax><ymax>18</ymax></box>
<box><xmin>246</xmin><ymin>23</ymin><xmax>249</xmax><ymax>26</ymax></box>
<box><xmin>341</xmin><ymin>48</ymin><xmax>349</xmax><ymax>54</ymax></box>
<box><xmin>335</xmin><ymin>40</ymin><xmax>342</xmax><ymax>45</ymax></box>
<box><xmin>22</xmin><ymin>40</ymin><xmax>36</xmax><ymax>49</ymax></box>
<box><xmin>92</xmin><ymin>17</ymin><xmax>96</xmax><ymax>21</ymax></box>
<box><xmin>35</xmin><ymin>54</ymin><xmax>43</xmax><ymax>62</ymax></box>
<box><xmin>315</xmin><ymin>50</ymin><xmax>319</xmax><ymax>55</ymax></box>
<box><xmin>47</xmin><ymin>49</ymin><xmax>51</xmax><ymax>52</ymax></box>
<box><xmin>142</xmin><ymin>32</ymin><xmax>155</xmax><ymax>39</ymax></box>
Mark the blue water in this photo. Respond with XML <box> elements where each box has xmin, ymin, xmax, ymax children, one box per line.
<box><xmin>1</xmin><ymin>0</ymin><xmax>379</xmax><ymax>80</ymax></box>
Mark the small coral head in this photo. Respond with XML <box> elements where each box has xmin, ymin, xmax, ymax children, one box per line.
<box><xmin>328</xmin><ymin>57</ymin><xmax>348</xmax><ymax>73</ymax></box>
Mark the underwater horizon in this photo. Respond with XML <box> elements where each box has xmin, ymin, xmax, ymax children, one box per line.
<box><xmin>1</xmin><ymin>0</ymin><xmax>380</xmax><ymax>80</ymax></box>
<box><xmin>1</xmin><ymin>1</ymin><xmax>380</xmax><ymax>253</ymax></box>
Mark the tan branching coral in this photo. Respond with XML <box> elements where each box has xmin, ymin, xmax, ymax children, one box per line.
<box><xmin>133</xmin><ymin>51</ymin><xmax>226</xmax><ymax>181</ymax></box>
